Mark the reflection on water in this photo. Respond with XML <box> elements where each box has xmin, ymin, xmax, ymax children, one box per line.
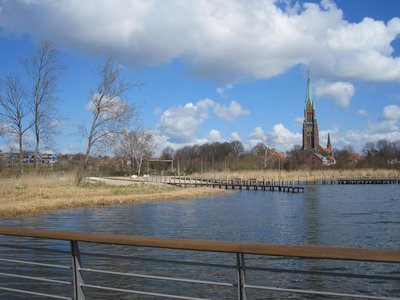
<box><xmin>1</xmin><ymin>184</ymin><xmax>399</xmax><ymax>299</ymax></box>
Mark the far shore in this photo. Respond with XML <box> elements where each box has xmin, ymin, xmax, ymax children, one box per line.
<box><xmin>0</xmin><ymin>175</ymin><xmax>229</xmax><ymax>218</ymax></box>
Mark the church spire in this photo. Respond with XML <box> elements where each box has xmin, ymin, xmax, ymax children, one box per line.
<box><xmin>305</xmin><ymin>69</ymin><xmax>314</xmax><ymax>109</ymax></box>
<box><xmin>327</xmin><ymin>132</ymin><xmax>331</xmax><ymax>148</ymax></box>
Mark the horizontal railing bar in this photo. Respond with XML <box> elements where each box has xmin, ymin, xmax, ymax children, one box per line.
<box><xmin>0</xmin><ymin>258</ymin><xmax>71</xmax><ymax>270</ymax></box>
<box><xmin>80</xmin><ymin>267</ymin><xmax>234</xmax><ymax>287</ymax></box>
<box><xmin>1</xmin><ymin>226</ymin><xmax>399</xmax><ymax>263</ymax></box>
<box><xmin>81</xmin><ymin>250</ymin><xmax>235</xmax><ymax>269</ymax></box>
<box><xmin>82</xmin><ymin>283</ymin><xmax>209</xmax><ymax>300</ymax></box>
<box><xmin>246</xmin><ymin>265</ymin><xmax>400</xmax><ymax>281</ymax></box>
<box><xmin>245</xmin><ymin>284</ymin><xmax>400</xmax><ymax>300</ymax></box>
<box><xmin>0</xmin><ymin>286</ymin><xmax>72</xmax><ymax>300</ymax></box>
<box><xmin>0</xmin><ymin>242</ymin><xmax>70</xmax><ymax>255</ymax></box>
<box><xmin>0</xmin><ymin>271</ymin><xmax>71</xmax><ymax>285</ymax></box>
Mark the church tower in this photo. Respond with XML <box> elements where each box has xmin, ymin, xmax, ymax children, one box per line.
<box><xmin>302</xmin><ymin>71</ymin><xmax>320</xmax><ymax>151</ymax></box>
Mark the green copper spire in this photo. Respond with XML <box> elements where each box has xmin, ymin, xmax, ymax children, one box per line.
<box><xmin>305</xmin><ymin>69</ymin><xmax>314</xmax><ymax>109</ymax></box>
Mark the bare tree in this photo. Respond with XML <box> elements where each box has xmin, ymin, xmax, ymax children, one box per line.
<box><xmin>82</xmin><ymin>59</ymin><xmax>136</xmax><ymax>171</ymax></box>
<box><xmin>0</xmin><ymin>74</ymin><xmax>33</xmax><ymax>174</ymax></box>
<box><xmin>23</xmin><ymin>41</ymin><xmax>62</xmax><ymax>169</ymax></box>
<box><xmin>114</xmin><ymin>129</ymin><xmax>154</xmax><ymax>175</ymax></box>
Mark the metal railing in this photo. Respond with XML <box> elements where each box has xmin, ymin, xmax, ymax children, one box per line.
<box><xmin>0</xmin><ymin>226</ymin><xmax>399</xmax><ymax>299</ymax></box>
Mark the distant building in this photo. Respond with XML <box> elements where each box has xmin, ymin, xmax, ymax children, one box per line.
<box><xmin>348</xmin><ymin>153</ymin><xmax>365</xmax><ymax>166</ymax></box>
<box><xmin>301</xmin><ymin>71</ymin><xmax>335</xmax><ymax>168</ymax></box>
<box><xmin>0</xmin><ymin>150</ymin><xmax>57</xmax><ymax>167</ymax></box>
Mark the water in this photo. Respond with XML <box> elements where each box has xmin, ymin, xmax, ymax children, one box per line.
<box><xmin>1</xmin><ymin>184</ymin><xmax>399</xmax><ymax>299</ymax></box>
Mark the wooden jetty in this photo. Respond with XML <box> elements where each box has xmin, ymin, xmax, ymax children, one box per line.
<box><xmin>337</xmin><ymin>177</ymin><xmax>400</xmax><ymax>185</ymax></box>
<box><xmin>166</xmin><ymin>176</ymin><xmax>304</xmax><ymax>193</ymax></box>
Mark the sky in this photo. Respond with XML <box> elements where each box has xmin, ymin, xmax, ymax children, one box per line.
<box><xmin>0</xmin><ymin>0</ymin><xmax>399</xmax><ymax>155</ymax></box>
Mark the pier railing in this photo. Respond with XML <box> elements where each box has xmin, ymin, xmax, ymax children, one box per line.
<box><xmin>0</xmin><ymin>226</ymin><xmax>399</xmax><ymax>299</ymax></box>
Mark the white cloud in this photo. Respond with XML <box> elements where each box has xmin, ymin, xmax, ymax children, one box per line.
<box><xmin>357</xmin><ymin>109</ymin><xmax>368</xmax><ymax>117</ymax></box>
<box><xmin>230</xmin><ymin>131</ymin><xmax>241</xmax><ymax>142</ymax></box>
<box><xmin>247</xmin><ymin>126</ymin><xmax>269</xmax><ymax>149</ymax></box>
<box><xmin>157</xmin><ymin>103</ymin><xmax>200</xmax><ymax>143</ymax></box>
<box><xmin>366</xmin><ymin>120</ymin><xmax>398</xmax><ymax>134</ymax></box>
<box><xmin>341</xmin><ymin>127</ymin><xmax>400</xmax><ymax>151</ymax></box>
<box><xmin>157</xmin><ymin>98</ymin><xmax>249</xmax><ymax>143</ymax></box>
<box><xmin>207</xmin><ymin>129</ymin><xmax>223</xmax><ymax>142</ymax></box>
<box><xmin>1</xmin><ymin>1</ymin><xmax>400</xmax><ymax>83</ymax></box>
<box><xmin>314</xmin><ymin>80</ymin><xmax>355</xmax><ymax>107</ymax></box>
<box><xmin>213</xmin><ymin>101</ymin><xmax>250</xmax><ymax>122</ymax></box>
<box><xmin>152</xmin><ymin>132</ymin><xmax>209</xmax><ymax>155</ymax></box>
<box><xmin>383</xmin><ymin>105</ymin><xmax>400</xmax><ymax>120</ymax></box>
<box><xmin>248</xmin><ymin>124</ymin><xmax>301</xmax><ymax>151</ymax></box>
<box><xmin>86</xmin><ymin>93</ymin><xmax>129</xmax><ymax>119</ymax></box>
<box><xmin>269</xmin><ymin>123</ymin><xmax>302</xmax><ymax>151</ymax></box>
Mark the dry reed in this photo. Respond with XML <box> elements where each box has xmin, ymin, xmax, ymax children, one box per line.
<box><xmin>0</xmin><ymin>173</ymin><xmax>228</xmax><ymax>217</ymax></box>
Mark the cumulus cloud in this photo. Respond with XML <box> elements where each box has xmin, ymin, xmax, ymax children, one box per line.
<box><xmin>157</xmin><ymin>98</ymin><xmax>249</xmax><ymax>143</ymax></box>
<box><xmin>248</xmin><ymin>124</ymin><xmax>301</xmax><ymax>151</ymax></box>
<box><xmin>157</xmin><ymin>103</ymin><xmax>201</xmax><ymax>143</ymax></box>
<box><xmin>314</xmin><ymin>80</ymin><xmax>355</xmax><ymax>107</ymax></box>
<box><xmin>366</xmin><ymin>120</ymin><xmax>398</xmax><ymax>134</ymax></box>
<box><xmin>341</xmin><ymin>127</ymin><xmax>400</xmax><ymax>151</ymax></box>
<box><xmin>269</xmin><ymin>123</ymin><xmax>302</xmax><ymax>151</ymax></box>
<box><xmin>230</xmin><ymin>131</ymin><xmax>241</xmax><ymax>142</ymax></box>
<box><xmin>383</xmin><ymin>105</ymin><xmax>400</xmax><ymax>120</ymax></box>
<box><xmin>248</xmin><ymin>126</ymin><xmax>267</xmax><ymax>149</ymax></box>
<box><xmin>213</xmin><ymin>101</ymin><xmax>250</xmax><ymax>122</ymax></box>
<box><xmin>152</xmin><ymin>132</ymin><xmax>209</xmax><ymax>154</ymax></box>
<box><xmin>207</xmin><ymin>129</ymin><xmax>223</xmax><ymax>142</ymax></box>
<box><xmin>1</xmin><ymin>1</ymin><xmax>399</xmax><ymax>82</ymax></box>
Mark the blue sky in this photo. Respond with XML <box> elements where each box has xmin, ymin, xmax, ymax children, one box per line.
<box><xmin>0</xmin><ymin>0</ymin><xmax>399</xmax><ymax>155</ymax></box>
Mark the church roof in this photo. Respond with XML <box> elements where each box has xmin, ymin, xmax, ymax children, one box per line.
<box><xmin>305</xmin><ymin>70</ymin><xmax>314</xmax><ymax>109</ymax></box>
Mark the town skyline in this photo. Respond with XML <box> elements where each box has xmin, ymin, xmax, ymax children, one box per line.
<box><xmin>0</xmin><ymin>0</ymin><xmax>399</xmax><ymax>155</ymax></box>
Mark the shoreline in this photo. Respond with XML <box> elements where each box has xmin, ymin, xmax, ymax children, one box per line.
<box><xmin>0</xmin><ymin>177</ymin><xmax>230</xmax><ymax>218</ymax></box>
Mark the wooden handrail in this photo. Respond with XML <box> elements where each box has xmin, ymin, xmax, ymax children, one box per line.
<box><xmin>0</xmin><ymin>226</ymin><xmax>399</xmax><ymax>263</ymax></box>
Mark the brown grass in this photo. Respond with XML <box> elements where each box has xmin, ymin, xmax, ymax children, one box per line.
<box><xmin>193</xmin><ymin>169</ymin><xmax>400</xmax><ymax>182</ymax></box>
<box><xmin>0</xmin><ymin>174</ymin><xmax>229</xmax><ymax>217</ymax></box>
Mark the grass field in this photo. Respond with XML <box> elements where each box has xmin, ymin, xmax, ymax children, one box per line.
<box><xmin>0</xmin><ymin>174</ymin><xmax>228</xmax><ymax>217</ymax></box>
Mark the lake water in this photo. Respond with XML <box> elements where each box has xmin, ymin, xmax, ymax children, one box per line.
<box><xmin>1</xmin><ymin>184</ymin><xmax>399</xmax><ymax>299</ymax></box>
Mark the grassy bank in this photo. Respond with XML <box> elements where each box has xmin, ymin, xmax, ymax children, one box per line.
<box><xmin>193</xmin><ymin>169</ymin><xmax>400</xmax><ymax>182</ymax></box>
<box><xmin>0</xmin><ymin>174</ymin><xmax>228</xmax><ymax>217</ymax></box>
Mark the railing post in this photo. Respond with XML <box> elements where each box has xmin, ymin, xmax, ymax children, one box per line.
<box><xmin>236</xmin><ymin>253</ymin><xmax>247</xmax><ymax>300</ymax></box>
<box><xmin>71</xmin><ymin>241</ymin><xmax>85</xmax><ymax>300</ymax></box>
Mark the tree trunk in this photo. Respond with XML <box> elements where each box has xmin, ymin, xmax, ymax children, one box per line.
<box><xmin>19</xmin><ymin>133</ymin><xmax>24</xmax><ymax>177</ymax></box>
<box><xmin>137</xmin><ymin>157</ymin><xmax>142</xmax><ymax>176</ymax></box>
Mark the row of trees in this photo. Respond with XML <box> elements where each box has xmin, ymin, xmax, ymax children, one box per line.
<box><xmin>159</xmin><ymin>141</ymin><xmax>279</xmax><ymax>174</ymax></box>
<box><xmin>0</xmin><ymin>40</ymin><xmax>154</xmax><ymax>179</ymax></box>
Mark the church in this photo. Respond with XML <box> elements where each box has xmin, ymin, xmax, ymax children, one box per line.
<box><xmin>301</xmin><ymin>71</ymin><xmax>335</xmax><ymax>167</ymax></box>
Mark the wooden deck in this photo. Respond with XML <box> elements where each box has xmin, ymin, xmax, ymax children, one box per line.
<box><xmin>337</xmin><ymin>178</ymin><xmax>400</xmax><ymax>185</ymax></box>
<box><xmin>166</xmin><ymin>177</ymin><xmax>304</xmax><ymax>193</ymax></box>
